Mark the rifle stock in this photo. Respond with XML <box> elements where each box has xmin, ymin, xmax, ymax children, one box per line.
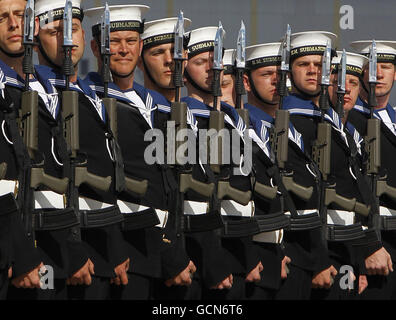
<box><xmin>74</xmin><ymin>166</ymin><xmax>111</xmax><ymax>192</ymax></box>
<box><xmin>30</xmin><ymin>167</ymin><xmax>69</xmax><ymax>194</ymax></box>
<box><xmin>217</xmin><ymin>180</ymin><xmax>252</xmax><ymax>206</ymax></box>
<box><xmin>254</xmin><ymin>181</ymin><xmax>278</xmax><ymax>200</ymax></box>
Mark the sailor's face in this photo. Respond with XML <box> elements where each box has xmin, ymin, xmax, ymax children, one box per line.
<box><xmin>248</xmin><ymin>65</ymin><xmax>280</xmax><ymax>104</ymax></box>
<box><xmin>186</xmin><ymin>50</ymin><xmax>218</xmax><ymax>91</ymax></box>
<box><xmin>291</xmin><ymin>55</ymin><xmax>322</xmax><ymax>95</ymax></box>
<box><xmin>0</xmin><ymin>0</ymin><xmax>25</xmax><ymax>55</ymax></box>
<box><xmin>221</xmin><ymin>73</ymin><xmax>235</xmax><ymax>107</ymax></box>
<box><xmin>37</xmin><ymin>18</ymin><xmax>85</xmax><ymax>68</ymax></box>
<box><xmin>329</xmin><ymin>72</ymin><xmax>360</xmax><ymax>114</ymax></box>
<box><xmin>141</xmin><ymin>42</ymin><xmax>186</xmax><ymax>89</ymax></box>
<box><xmin>362</xmin><ymin>62</ymin><xmax>396</xmax><ymax>98</ymax></box>
<box><xmin>109</xmin><ymin>30</ymin><xmax>141</xmax><ymax>77</ymax></box>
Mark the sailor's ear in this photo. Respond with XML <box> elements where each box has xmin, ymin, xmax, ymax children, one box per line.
<box><xmin>243</xmin><ymin>73</ymin><xmax>251</xmax><ymax>92</ymax></box>
<box><xmin>34</xmin><ymin>17</ymin><xmax>39</xmax><ymax>36</ymax></box>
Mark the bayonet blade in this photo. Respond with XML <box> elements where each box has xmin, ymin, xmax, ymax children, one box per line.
<box><xmin>338</xmin><ymin>49</ymin><xmax>346</xmax><ymax>92</ymax></box>
<box><xmin>101</xmin><ymin>3</ymin><xmax>111</xmax><ymax>55</ymax></box>
<box><xmin>280</xmin><ymin>24</ymin><xmax>291</xmax><ymax>71</ymax></box>
<box><xmin>23</xmin><ymin>0</ymin><xmax>35</xmax><ymax>43</ymax></box>
<box><xmin>174</xmin><ymin>10</ymin><xmax>184</xmax><ymax>60</ymax></box>
<box><xmin>236</xmin><ymin>20</ymin><xmax>245</xmax><ymax>69</ymax></box>
<box><xmin>63</xmin><ymin>0</ymin><xmax>73</xmax><ymax>46</ymax></box>
<box><xmin>213</xmin><ymin>21</ymin><xmax>225</xmax><ymax>70</ymax></box>
<box><xmin>321</xmin><ymin>41</ymin><xmax>331</xmax><ymax>86</ymax></box>
<box><xmin>369</xmin><ymin>40</ymin><xmax>377</xmax><ymax>83</ymax></box>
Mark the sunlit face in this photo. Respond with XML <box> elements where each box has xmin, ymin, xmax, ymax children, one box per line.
<box><xmin>245</xmin><ymin>65</ymin><xmax>280</xmax><ymax>104</ymax></box>
<box><xmin>362</xmin><ymin>62</ymin><xmax>396</xmax><ymax>98</ymax></box>
<box><xmin>36</xmin><ymin>18</ymin><xmax>85</xmax><ymax>67</ymax></box>
<box><xmin>186</xmin><ymin>50</ymin><xmax>221</xmax><ymax>92</ymax></box>
<box><xmin>221</xmin><ymin>73</ymin><xmax>235</xmax><ymax>106</ymax></box>
<box><xmin>291</xmin><ymin>55</ymin><xmax>322</xmax><ymax>96</ymax></box>
<box><xmin>0</xmin><ymin>0</ymin><xmax>25</xmax><ymax>55</ymax></box>
<box><xmin>329</xmin><ymin>72</ymin><xmax>360</xmax><ymax>114</ymax></box>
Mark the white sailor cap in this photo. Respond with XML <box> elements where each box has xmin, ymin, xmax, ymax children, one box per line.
<box><xmin>290</xmin><ymin>31</ymin><xmax>337</xmax><ymax>61</ymax></box>
<box><xmin>84</xmin><ymin>5</ymin><xmax>150</xmax><ymax>36</ymax></box>
<box><xmin>331</xmin><ymin>51</ymin><xmax>368</xmax><ymax>77</ymax></box>
<box><xmin>350</xmin><ymin>40</ymin><xmax>396</xmax><ymax>64</ymax></box>
<box><xmin>186</xmin><ymin>26</ymin><xmax>226</xmax><ymax>58</ymax></box>
<box><xmin>245</xmin><ymin>42</ymin><xmax>281</xmax><ymax>70</ymax></box>
<box><xmin>223</xmin><ymin>49</ymin><xmax>235</xmax><ymax>74</ymax></box>
<box><xmin>35</xmin><ymin>0</ymin><xmax>84</xmax><ymax>24</ymax></box>
<box><xmin>141</xmin><ymin>17</ymin><xmax>191</xmax><ymax>50</ymax></box>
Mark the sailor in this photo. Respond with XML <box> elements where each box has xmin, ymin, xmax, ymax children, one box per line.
<box><xmin>220</xmin><ymin>48</ymin><xmax>236</xmax><ymax>107</ymax></box>
<box><xmin>182</xmin><ymin>25</ymin><xmax>261</xmax><ymax>300</ymax></box>
<box><xmin>85</xmin><ymin>6</ymin><xmax>195</xmax><ymax>299</ymax></box>
<box><xmin>242</xmin><ymin>42</ymin><xmax>296</xmax><ymax>299</ymax></box>
<box><xmin>348</xmin><ymin>40</ymin><xmax>396</xmax><ymax>300</ymax></box>
<box><xmin>34</xmin><ymin>0</ymin><xmax>130</xmax><ymax>299</ymax></box>
<box><xmin>0</xmin><ymin>0</ymin><xmax>42</xmax><ymax>298</ymax></box>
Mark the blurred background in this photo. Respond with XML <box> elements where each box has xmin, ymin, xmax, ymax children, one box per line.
<box><xmin>78</xmin><ymin>0</ymin><xmax>396</xmax><ymax>104</ymax></box>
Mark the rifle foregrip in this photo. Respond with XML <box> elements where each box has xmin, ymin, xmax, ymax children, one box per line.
<box><xmin>324</xmin><ymin>188</ymin><xmax>356</xmax><ymax>211</ymax></box>
<box><xmin>377</xmin><ymin>180</ymin><xmax>396</xmax><ymax>201</ymax></box>
<box><xmin>124</xmin><ymin>176</ymin><xmax>148</xmax><ymax>197</ymax></box>
<box><xmin>74</xmin><ymin>167</ymin><xmax>111</xmax><ymax>192</ymax></box>
<box><xmin>365</xmin><ymin>118</ymin><xmax>381</xmax><ymax>174</ymax></box>
<box><xmin>273</xmin><ymin>110</ymin><xmax>290</xmax><ymax>168</ymax></box>
<box><xmin>282</xmin><ymin>176</ymin><xmax>313</xmax><ymax>201</ymax></box>
<box><xmin>354</xmin><ymin>201</ymin><xmax>370</xmax><ymax>217</ymax></box>
<box><xmin>0</xmin><ymin>162</ymin><xmax>7</xmax><ymax>180</ymax></box>
<box><xmin>179</xmin><ymin>173</ymin><xmax>214</xmax><ymax>198</ymax></box>
<box><xmin>217</xmin><ymin>180</ymin><xmax>252</xmax><ymax>206</ymax></box>
<box><xmin>254</xmin><ymin>181</ymin><xmax>277</xmax><ymax>200</ymax></box>
<box><xmin>30</xmin><ymin>168</ymin><xmax>69</xmax><ymax>194</ymax></box>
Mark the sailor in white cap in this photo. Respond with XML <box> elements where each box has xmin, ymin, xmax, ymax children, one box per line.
<box><xmin>242</xmin><ymin>42</ymin><xmax>293</xmax><ymax>300</ymax></box>
<box><xmin>279</xmin><ymin>31</ymin><xmax>340</xmax><ymax>299</ymax></box>
<box><xmin>137</xmin><ymin>16</ymin><xmax>191</xmax><ymax>102</ymax></box>
<box><xmin>86</xmin><ymin>6</ymin><xmax>199</xmax><ymax>300</ymax></box>
<box><xmin>182</xmin><ymin>25</ymin><xmax>262</xmax><ymax>301</ymax></box>
<box><xmin>0</xmin><ymin>0</ymin><xmax>44</xmax><ymax>299</ymax></box>
<box><xmin>348</xmin><ymin>41</ymin><xmax>396</xmax><ymax>300</ymax></box>
<box><xmin>34</xmin><ymin>0</ymin><xmax>133</xmax><ymax>300</ymax></box>
<box><xmin>220</xmin><ymin>48</ymin><xmax>236</xmax><ymax>107</ymax></box>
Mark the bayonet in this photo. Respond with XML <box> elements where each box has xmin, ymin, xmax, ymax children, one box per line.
<box><xmin>321</xmin><ymin>41</ymin><xmax>331</xmax><ymax>86</ymax></box>
<box><xmin>63</xmin><ymin>0</ymin><xmax>73</xmax><ymax>47</ymax></box>
<box><xmin>23</xmin><ymin>0</ymin><xmax>35</xmax><ymax>44</ymax></box>
<box><xmin>280</xmin><ymin>24</ymin><xmax>291</xmax><ymax>72</ymax></box>
<box><xmin>101</xmin><ymin>3</ymin><xmax>111</xmax><ymax>56</ymax></box>
<box><xmin>213</xmin><ymin>21</ymin><xmax>225</xmax><ymax>70</ymax></box>
<box><xmin>335</xmin><ymin>49</ymin><xmax>346</xmax><ymax>118</ymax></box>
<box><xmin>174</xmin><ymin>10</ymin><xmax>184</xmax><ymax>61</ymax></box>
<box><xmin>236</xmin><ymin>20</ymin><xmax>245</xmax><ymax>69</ymax></box>
<box><xmin>369</xmin><ymin>40</ymin><xmax>377</xmax><ymax>84</ymax></box>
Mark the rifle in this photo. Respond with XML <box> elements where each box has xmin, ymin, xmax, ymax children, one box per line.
<box><xmin>312</xmin><ymin>42</ymin><xmax>356</xmax><ymax>243</ymax></box>
<box><xmin>19</xmin><ymin>0</ymin><xmax>69</xmax><ymax>244</ymax></box>
<box><xmin>271</xmin><ymin>25</ymin><xmax>313</xmax><ymax>202</ymax></box>
<box><xmin>208</xmin><ymin>22</ymin><xmax>252</xmax><ymax>209</ymax></box>
<box><xmin>99</xmin><ymin>3</ymin><xmax>146</xmax><ymax>196</ymax></box>
<box><xmin>364</xmin><ymin>41</ymin><xmax>382</xmax><ymax>235</ymax></box>
<box><xmin>61</xmin><ymin>0</ymin><xmax>111</xmax><ymax>225</ymax></box>
<box><xmin>170</xmin><ymin>11</ymin><xmax>215</xmax><ymax>243</ymax></box>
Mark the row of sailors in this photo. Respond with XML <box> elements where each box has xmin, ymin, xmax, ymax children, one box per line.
<box><xmin>0</xmin><ymin>0</ymin><xmax>395</xmax><ymax>300</ymax></box>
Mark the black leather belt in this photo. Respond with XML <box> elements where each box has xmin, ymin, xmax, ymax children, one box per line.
<box><xmin>288</xmin><ymin>212</ymin><xmax>322</xmax><ymax>231</ymax></box>
<box><xmin>327</xmin><ymin>223</ymin><xmax>365</xmax><ymax>241</ymax></box>
<box><xmin>33</xmin><ymin>207</ymin><xmax>79</xmax><ymax>231</ymax></box>
<box><xmin>183</xmin><ymin>211</ymin><xmax>223</xmax><ymax>233</ymax></box>
<box><xmin>255</xmin><ymin>212</ymin><xmax>290</xmax><ymax>232</ymax></box>
<box><xmin>222</xmin><ymin>217</ymin><xmax>259</xmax><ymax>238</ymax></box>
<box><xmin>80</xmin><ymin>206</ymin><xmax>124</xmax><ymax>229</ymax></box>
<box><xmin>122</xmin><ymin>208</ymin><xmax>160</xmax><ymax>231</ymax></box>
